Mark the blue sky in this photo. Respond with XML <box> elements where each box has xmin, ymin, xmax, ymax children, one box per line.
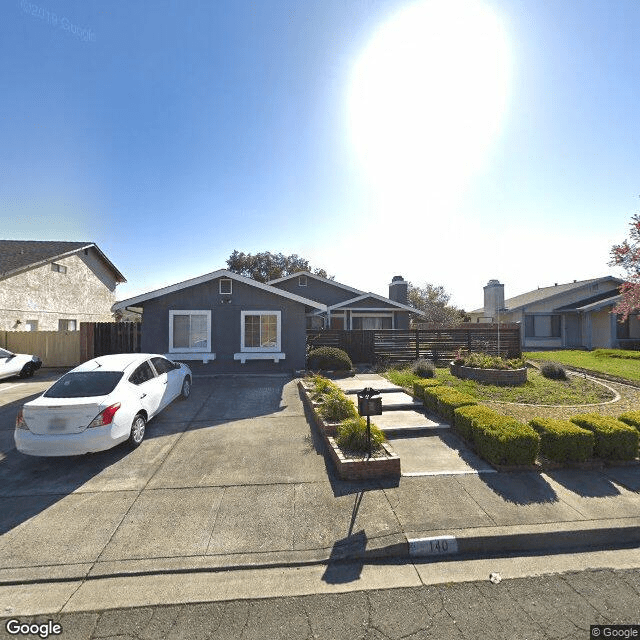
<box><xmin>2</xmin><ymin>0</ymin><xmax>639</xmax><ymax>311</ymax></box>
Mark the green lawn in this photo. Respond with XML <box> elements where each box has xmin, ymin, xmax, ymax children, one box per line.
<box><xmin>524</xmin><ymin>350</ymin><xmax>640</xmax><ymax>382</ymax></box>
<box><xmin>384</xmin><ymin>366</ymin><xmax>615</xmax><ymax>405</ymax></box>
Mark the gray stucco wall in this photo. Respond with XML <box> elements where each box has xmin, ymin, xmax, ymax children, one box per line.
<box><xmin>0</xmin><ymin>252</ymin><xmax>119</xmax><ymax>331</ymax></box>
<box><xmin>140</xmin><ymin>277</ymin><xmax>308</xmax><ymax>373</ymax></box>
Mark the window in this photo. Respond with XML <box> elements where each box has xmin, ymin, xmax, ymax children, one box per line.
<box><xmin>24</xmin><ymin>320</ymin><xmax>38</xmax><ymax>331</ymax></box>
<box><xmin>51</xmin><ymin>263</ymin><xmax>67</xmax><ymax>274</ymax></box>
<box><xmin>169</xmin><ymin>311</ymin><xmax>211</xmax><ymax>352</ymax></box>
<box><xmin>151</xmin><ymin>356</ymin><xmax>175</xmax><ymax>374</ymax></box>
<box><xmin>298</xmin><ymin>275</ymin><xmax>307</xmax><ymax>287</ymax></box>
<box><xmin>219</xmin><ymin>278</ymin><xmax>232</xmax><ymax>294</ymax></box>
<box><xmin>128</xmin><ymin>361</ymin><xmax>156</xmax><ymax>385</ymax></box>
<box><xmin>241</xmin><ymin>311</ymin><xmax>281</xmax><ymax>351</ymax></box>
<box><xmin>58</xmin><ymin>319</ymin><xmax>77</xmax><ymax>331</ymax></box>
<box><xmin>616</xmin><ymin>315</ymin><xmax>630</xmax><ymax>340</ymax></box>
<box><xmin>524</xmin><ymin>314</ymin><xmax>561</xmax><ymax>338</ymax></box>
<box><xmin>45</xmin><ymin>371</ymin><xmax>124</xmax><ymax>398</ymax></box>
<box><xmin>352</xmin><ymin>315</ymin><xmax>393</xmax><ymax>330</ymax></box>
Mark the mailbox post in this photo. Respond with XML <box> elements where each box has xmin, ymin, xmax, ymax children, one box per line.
<box><xmin>356</xmin><ymin>387</ymin><xmax>382</xmax><ymax>456</ymax></box>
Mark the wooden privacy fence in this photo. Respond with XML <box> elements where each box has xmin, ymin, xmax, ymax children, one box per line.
<box><xmin>80</xmin><ymin>322</ymin><xmax>141</xmax><ymax>362</ymax></box>
<box><xmin>0</xmin><ymin>330</ymin><xmax>80</xmax><ymax>367</ymax></box>
<box><xmin>307</xmin><ymin>324</ymin><xmax>521</xmax><ymax>365</ymax></box>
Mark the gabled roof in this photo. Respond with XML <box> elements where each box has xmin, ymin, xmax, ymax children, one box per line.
<box><xmin>267</xmin><ymin>271</ymin><xmax>365</xmax><ymax>296</ymax></box>
<box><xmin>112</xmin><ymin>269</ymin><xmax>327</xmax><ymax>312</ymax></box>
<box><xmin>0</xmin><ymin>240</ymin><xmax>126</xmax><ymax>282</ymax></box>
<box><xmin>470</xmin><ymin>276</ymin><xmax>624</xmax><ymax>314</ymax></box>
<box><xmin>328</xmin><ymin>292</ymin><xmax>424</xmax><ymax>315</ymax></box>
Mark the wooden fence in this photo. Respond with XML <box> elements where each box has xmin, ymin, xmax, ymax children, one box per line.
<box><xmin>306</xmin><ymin>324</ymin><xmax>521</xmax><ymax>365</ymax></box>
<box><xmin>0</xmin><ymin>323</ymin><xmax>141</xmax><ymax>368</ymax></box>
<box><xmin>0</xmin><ymin>330</ymin><xmax>81</xmax><ymax>367</ymax></box>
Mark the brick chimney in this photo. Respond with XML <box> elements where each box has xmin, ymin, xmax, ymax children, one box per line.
<box><xmin>483</xmin><ymin>279</ymin><xmax>505</xmax><ymax>320</ymax></box>
<box><xmin>389</xmin><ymin>275</ymin><xmax>408</xmax><ymax>305</ymax></box>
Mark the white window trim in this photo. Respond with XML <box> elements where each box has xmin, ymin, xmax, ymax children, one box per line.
<box><xmin>240</xmin><ymin>310</ymin><xmax>281</xmax><ymax>352</ymax></box>
<box><xmin>234</xmin><ymin>352</ymin><xmax>286</xmax><ymax>364</ymax></box>
<box><xmin>168</xmin><ymin>310</ymin><xmax>212</xmax><ymax>354</ymax></box>
<box><xmin>219</xmin><ymin>278</ymin><xmax>232</xmax><ymax>295</ymax></box>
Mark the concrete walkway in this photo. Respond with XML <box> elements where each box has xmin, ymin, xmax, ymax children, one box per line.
<box><xmin>1</xmin><ymin>373</ymin><xmax>640</xmax><ymax>617</ymax></box>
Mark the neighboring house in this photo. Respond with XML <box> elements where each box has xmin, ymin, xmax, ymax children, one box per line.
<box><xmin>0</xmin><ymin>240</ymin><xmax>126</xmax><ymax>331</ymax></box>
<box><xmin>112</xmin><ymin>270</ymin><xmax>420</xmax><ymax>373</ymax></box>
<box><xmin>469</xmin><ymin>277</ymin><xmax>640</xmax><ymax>350</ymax></box>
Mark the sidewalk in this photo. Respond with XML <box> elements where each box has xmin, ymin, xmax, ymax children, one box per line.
<box><xmin>1</xmin><ymin>373</ymin><xmax>640</xmax><ymax>617</ymax></box>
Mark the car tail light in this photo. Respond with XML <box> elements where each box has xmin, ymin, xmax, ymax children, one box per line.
<box><xmin>16</xmin><ymin>408</ymin><xmax>29</xmax><ymax>431</ymax></box>
<box><xmin>88</xmin><ymin>403</ymin><xmax>121</xmax><ymax>428</ymax></box>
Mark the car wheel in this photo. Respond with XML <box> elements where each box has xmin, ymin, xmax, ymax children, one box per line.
<box><xmin>19</xmin><ymin>364</ymin><xmax>33</xmax><ymax>379</ymax></box>
<box><xmin>128</xmin><ymin>413</ymin><xmax>146</xmax><ymax>448</ymax></box>
<box><xmin>180</xmin><ymin>376</ymin><xmax>191</xmax><ymax>400</ymax></box>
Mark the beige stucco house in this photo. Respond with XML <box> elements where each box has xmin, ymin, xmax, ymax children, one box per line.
<box><xmin>469</xmin><ymin>277</ymin><xmax>640</xmax><ymax>350</ymax></box>
<box><xmin>0</xmin><ymin>240</ymin><xmax>126</xmax><ymax>331</ymax></box>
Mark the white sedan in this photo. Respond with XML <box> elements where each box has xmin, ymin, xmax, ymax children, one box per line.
<box><xmin>15</xmin><ymin>353</ymin><xmax>192</xmax><ymax>456</ymax></box>
<box><xmin>0</xmin><ymin>347</ymin><xmax>42</xmax><ymax>380</ymax></box>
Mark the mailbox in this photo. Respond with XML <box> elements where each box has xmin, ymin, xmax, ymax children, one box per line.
<box><xmin>358</xmin><ymin>396</ymin><xmax>382</xmax><ymax>416</ymax></box>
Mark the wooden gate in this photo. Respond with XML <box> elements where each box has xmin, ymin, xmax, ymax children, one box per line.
<box><xmin>80</xmin><ymin>322</ymin><xmax>141</xmax><ymax>361</ymax></box>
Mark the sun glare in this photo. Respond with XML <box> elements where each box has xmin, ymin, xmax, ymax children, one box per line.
<box><xmin>348</xmin><ymin>0</ymin><xmax>511</xmax><ymax>214</ymax></box>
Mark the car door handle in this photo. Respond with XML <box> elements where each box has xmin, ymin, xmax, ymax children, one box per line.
<box><xmin>140</xmin><ymin>393</ymin><xmax>146</xmax><ymax>399</ymax></box>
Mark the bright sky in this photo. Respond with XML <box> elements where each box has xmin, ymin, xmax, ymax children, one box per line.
<box><xmin>2</xmin><ymin>0</ymin><xmax>638</xmax><ymax>311</ymax></box>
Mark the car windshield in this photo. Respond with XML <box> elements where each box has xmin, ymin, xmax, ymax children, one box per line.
<box><xmin>0</xmin><ymin>348</ymin><xmax>14</xmax><ymax>358</ymax></box>
<box><xmin>44</xmin><ymin>371</ymin><xmax>124</xmax><ymax>398</ymax></box>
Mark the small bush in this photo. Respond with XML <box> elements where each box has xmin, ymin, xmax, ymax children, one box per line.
<box><xmin>422</xmin><ymin>386</ymin><xmax>477</xmax><ymax>423</ymax></box>
<box><xmin>452</xmin><ymin>405</ymin><xmax>539</xmax><ymax>466</ymax></box>
<box><xmin>309</xmin><ymin>375</ymin><xmax>340</xmax><ymax>400</ymax></box>
<box><xmin>529</xmin><ymin>418</ymin><xmax>594</xmax><ymax>462</ymax></box>
<box><xmin>461</xmin><ymin>353</ymin><xmax>525</xmax><ymax>370</ymax></box>
<box><xmin>570</xmin><ymin>413</ymin><xmax>639</xmax><ymax>461</ymax></box>
<box><xmin>540</xmin><ymin>362</ymin><xmax>568</xmax><ymax>381</ymax></box>
<box><xmin>307</xmin><ymin>347</ymin><xmax>353</xmax><ymax>371</ymax></box>
<box><xmin>619</xmin><ymin>411</ymin><xmax>640</xmax><ymax>432</ymax></box>
<box><xmin>336</xmin><ymin>416</ymin><xmax>386</xmax><ymax>453</ymax></box>
<box><xmin>410</xmin><ymin>358</ymin><xmax>436</xmax><ymax>378</ymax></box>
<box><xmin>412</xmin><ymin>378</ymin><xmax>440</xmax><ymax>400</ymax></box>
<box><xmin>318</xmin><ymin>390</ymin><xmax>358</xmax><ymax>422</ymax></box>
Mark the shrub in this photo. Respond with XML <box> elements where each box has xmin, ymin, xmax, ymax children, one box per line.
<box><xmin>461</xmin><ymin>353</ymin><xmax>525</xmax><ymax>370</ymax></box>
<box><xmin>307</xmin><ymin>347</ymin><xmax>353</xmax><ymax>371</ymax></box>
<box><xmin>619</xmin><ymin>411</ymin><xmax>640</xmax><ymax>431</ymax></box>
<box><xmin>452</xmin><ymin>405</ymin><xmax>539</xmax><ymax>466</ymax></box>
<box><xmin>539</xmin><ymin>362</ymin><xmax>568</xmax><ymax>381</ymax></box>
<box><xmin>570</xmin><ymin>413</ymin><xmax>639</xmax><ymax>461</ymax></box>
<box><xmin>318</xmin><ymin>389</ymin><xmax>358</xmax><ymax>422</ymax></box>
<box><xmin>336</xmin><ymin>416</ymin><xmax>386</xmax><ymax>453</ymax></box>
<box><xmin>422</xmin><ymin>386</ymin><xmax>477</xmax><ymax>423</ymax></box>
<box><xmin>529</xmin><ymin>418</ymin><xmax>594</xmax><ymax>463</ymax></box>
<box><xmin>410</xmin><ymin>358</ymin><xmax>436</xmax><ymax>378</ymax></box>
<box><xmin>309</xmin><ymin>375</ymin><xmax>340</xmax><ymax>400</ymax></box>
<box><xmin>412</xmin><ymin>378</ymin><xmax>440</xmax><ymax>401</ymax></box>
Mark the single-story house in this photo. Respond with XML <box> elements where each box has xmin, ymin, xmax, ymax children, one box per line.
<box><xmin>0</xmin><ymin>240</ymin><xmax>126</xmax><ymax>331</ymax></box>
<box><xmin>112</xmin><ymin>270</ymin><xmax>419</xmax><ymax>372</ymax></box>
<box><xmin>469</xmin><ymin>277</ymin><xmax>640</xmax><ymax>350</ymax></box>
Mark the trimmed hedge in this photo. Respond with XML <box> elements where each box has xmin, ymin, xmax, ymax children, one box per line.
<box><xmin>453</xmin><ymin>405</ymin><xmax>539</xmax><ymax>466</ymax></box>
<box><xmin>570</xmin><ymin>413</ymin><xmax>639</xmax><ymax>461</ymax></box>
<box><xmin>412</xmin><ymin>378</ymin><xmax>441</xmax><ymax>401</ymax></box>
<box><xmin>619</xmin><ymin>411</ymin><xmax>640</xmax><ymax>432</ymax></box>
<box><xmin>422</xmin><ymin>386</ymin><xmax>477</xmax><ymax>423</ymax></box>
<box><xmin>529</xmin><ymin>418</ymin><xmax>594</xmax><ymax>463</ymax></box>
<box><xmin>307</xmin><ymin>347</ymin><xmax>353</xmax><ymax>371</ymax></box>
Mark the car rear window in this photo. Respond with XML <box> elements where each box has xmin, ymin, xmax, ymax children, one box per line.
<box><xmin>43</xmin><ymin>371</ymin><xmax>124</xmax><ymax>398</ymax></box>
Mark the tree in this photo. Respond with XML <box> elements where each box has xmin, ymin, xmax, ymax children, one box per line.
<box><xmin>407</xmin><ymin>282</ymin><xmax>466</xmax><ymax>326</ymax></box>
<box><xmin>609</xmin><ymin>213</ymin><xmax>640</xmax><ymax>321</ymax></box>
<box><xmin>226</xmin><ymin>250</ymin><xmax>331</xmax><ymax>283</ymax></box>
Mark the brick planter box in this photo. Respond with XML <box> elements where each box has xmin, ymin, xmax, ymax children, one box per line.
<box><xmin>450</xmin><ymin>362</ymin><xmax>527</xmax><ymax>386</ymax></box>
<box><xmin>298</xmin><ymin>380</ymin><xmax>401</xmax><ymax>480</ymax></box>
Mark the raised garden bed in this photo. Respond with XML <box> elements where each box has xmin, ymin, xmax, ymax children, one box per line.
<box><xmin>450</xmin><ymin>362</ymin><xmax>527</xmax><ymax>386</ymax></box>
<box><xmin>299</xmin><ymin>380</ymin><xmax>401</xmax><ymax>480</ymax></box>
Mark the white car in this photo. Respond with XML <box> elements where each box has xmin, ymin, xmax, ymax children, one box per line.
<box><xmin>0</xmin><ymin>347</ymin><xmax>42</xmax><ymax>380</ymax></box>
<box><xmin>15</xmin><ymin>353</ymin><xmax>192</xmax><ymax>456</ymax></box>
